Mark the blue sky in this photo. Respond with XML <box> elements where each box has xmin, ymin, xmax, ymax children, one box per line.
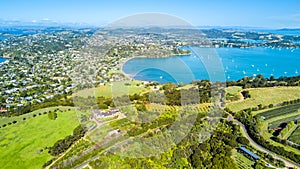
<box><xmin>0</xmin><ymin>0</ymin><xmax>300</xmax><ymax>28</ymax></box>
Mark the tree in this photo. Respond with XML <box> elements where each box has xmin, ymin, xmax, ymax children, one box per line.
<box><xmin>48</xmin><ymin>112</ymin><xmax>57</xmax><ymax>120</ymax></box>
<box><xmin>236</xmin><ymin>136</ymin><xmax>249</xmax><ymax>145</ymax></box>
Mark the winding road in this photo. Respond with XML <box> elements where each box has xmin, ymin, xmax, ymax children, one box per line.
<box><xmin>234</xmin><ymin>120</ymin><xmax>300</xmax><ymax>169</ymax></box>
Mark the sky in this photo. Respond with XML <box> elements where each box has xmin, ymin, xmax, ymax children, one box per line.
<box><xmin>0</xmin><ymin>0</ymin><xmax>300</xmax><ymax>28</ymax></box>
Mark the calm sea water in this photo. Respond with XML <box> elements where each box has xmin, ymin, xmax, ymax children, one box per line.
<box><xmin>263</xmin><ymin>29</ymin><xmax>300</xmax><ymax>36</ymax></box>
<box><xmin>122</xmin><ymin>47</ymin><xmax>300</xmax><ymax>84</ymax></box>
<box><xmin>0</xmin><ymin>58</ymin><xmax>6</xmax><ymax>63</ymax></box>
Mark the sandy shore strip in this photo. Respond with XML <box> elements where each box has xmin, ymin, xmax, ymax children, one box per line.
<box><xmin>118</xmin><ymin>51</ymin><xmax>191</xmax><ymax>82</ymax></box>
<box><xmin>118</xmin><ymin>55</ymin><xmax>149</xmax><ymax>81</ymax></box>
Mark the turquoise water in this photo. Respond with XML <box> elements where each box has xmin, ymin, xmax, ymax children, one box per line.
<box><xmin>0</xmin><ymin>58</ymin><xmax>6</xmax><ymax>63</ymax></box>
<box><xmin>264</xmin><ymin>29</ymin><xmax>300</xmax><ymax>36</ymax></box>
<box><xmin>122</xmin><ymin>47</ymin><xmax>300</xmax><ymax>83</ymax></box>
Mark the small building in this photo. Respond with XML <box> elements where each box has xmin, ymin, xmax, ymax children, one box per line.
<box><xmin>108</xmin><ymin>129</ymin><xmax>120</xmax><ymax>136</ymax></box>
<box><xmin>239</xmin><ymin>146</ymin><xmax>259</xmax><ymax>161</ymax></box>
<box><xmin>0</xmin><ymin>107</ymin><xmax>7</xmax><ymax>113</ymax></box>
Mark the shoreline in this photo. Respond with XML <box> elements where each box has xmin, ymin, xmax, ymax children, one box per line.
<box><xmin>119</xmin><ymin>56</ymin><xmax>136</xmax><ymax>80</ymax></box>
<box><xmin>119</xmin><ymin>53</ymin><xmax>192</xmax><ymax>81</ymax></box>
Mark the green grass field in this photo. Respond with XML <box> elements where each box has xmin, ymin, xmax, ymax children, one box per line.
<box><xmin>0</xmin><ymin>106</ymin><xmax>74</xmax><ymax>127</ymax></box>
<box><xmin>53</xmin><ymin>139</ymin><xmax>93</xmax><ymax>166</ymax></box>
<box><xmin>226</xmin><ymin>86</ymin><xmax>243</xmax><ymax>102</ymax></box>
<box><xmin>0</xmin><ymin>108</ymin><xmax>80</xmax><ymax>169</ymax></box>
<box><xmin>288</xmin><ymin>126</ymin><xmax>300</xmax><ymax>144</ymax></box>
<box><xmin>74</xmin><ymin>80</ymin><xmax>147</xmax><ymax>98</ymax></box>
<box><xmin>226</xmin><ymin>87</ymin><xmax>300</xmax><ymax>112</ymax></box>
<box><xmin>255</xmin><ymin>104</ymin><xmax>300</xmax><ymax>120</ymax></box>
<box><xmin>268</xmin><ymin>113</ymin><xmax>300</xmax><ymax>129</ymax></box>
<box><xmin>252</xmin><ymin>103</ymin><xmax>300</xmax><ymax>129</ymax></box>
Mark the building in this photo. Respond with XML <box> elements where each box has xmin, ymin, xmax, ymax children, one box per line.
<box><xmin>0</xmin><ymin>107</ymin><xmax>7</xmax><ymax>113</ymax></box>
<box><xmin>91</xmin><ymin>108</ymin><xmax>119</xmax><ymax>119</ymax></box>
<box><xmin>239</xmin><ymin>146</ymin><xmax>259</xmax><ymax>161</ymax></box>
<box><xmin>108</xmin><ymin>129</ymin><xmax>120</xmax><ymax>136</ymax></box>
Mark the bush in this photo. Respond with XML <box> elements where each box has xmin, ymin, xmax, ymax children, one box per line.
<box><xmin>99</xmin><ymin>104</ymin><xmax>108</xmax><ymax>109</ymax></box>
<box><xmin>48</xmin><ymin>112</ymin><xmax>57</xmax><ymax>120</ymax></box>
<box><xmin>237</xmin><ymin>136</ymin><xmax>250</xmax><ymax>145</ymax></box>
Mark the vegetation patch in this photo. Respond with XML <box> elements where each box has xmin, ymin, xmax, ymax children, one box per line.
<box><xmin>0</xmin><ymin>109</ymin><xmax>79</xmax><ymax>169</ymax></box>
<box><xmin>226</xmin><ymin>86</ymin><xmax>243</xmax><ymax>102</ymax></box>
<box><xmin>255</xmin><ymin>103</ymin><xmax>300</xmax><ymax>120</ymax></box>
<box><xmin>232</xmin><ymin>150</ymin><xmax>254</xmax><ymax>169</ymax></box>
<box><xmin>73</xmin><ymin>81</ymin><xmax>147</xmax><ymax>98</ymax></box>
<box><xmin>288</xmin><ymin>126</ymin><xmax>300</xmax><ymax>145</ymax></box>
<box><xmin>226</xmin><ymin>87</ymin><xmax>300</xmax><ymax>112</ymax></box>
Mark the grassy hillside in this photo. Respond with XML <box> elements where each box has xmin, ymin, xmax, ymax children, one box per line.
<box><xmin>226</xmin><ymin>86</ymin><xmax>243</xmax><ymax>102</ymax></box>
<box><xmin>0</xmin><ymin>106</ymin><xmax>74</xmax><ymax>127</ymax></box>
<box><xmin>226</xmin><ymin>87</ymin><xmax>300</xmax><ymax>112</ymax></box>
<box><xmin>288</xmin><ymin>126</ymin><xmax>300</xmax><ymax>144</ymax></box>
<box><xmin>0</xmin><ymin>108</ymin><xmax>80</xmax><ymax>169</ymax></box>
<box><xmin>73</xmin><ymin>80</ymin><xmax>148</xmax><ymax>98</ymax></box>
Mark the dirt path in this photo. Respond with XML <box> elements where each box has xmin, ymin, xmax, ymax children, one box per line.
<box><xmin>226</xmin><ymin>90</ymin><xmax>245</xmax><ymax>105</ymax></box>
<box><xmin>46</xmin><ymin>113</ymin><xmax>126</xmax><ymax>169</ymax></box>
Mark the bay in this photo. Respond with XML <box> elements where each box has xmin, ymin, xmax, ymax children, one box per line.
<box><xmin>122</xmin><ymin>47</ymin><xmax>300</xmax><ymax>84</ymax></box>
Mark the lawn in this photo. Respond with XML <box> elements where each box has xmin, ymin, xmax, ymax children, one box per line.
<box><xmin>0</xmin><ymin>108</ymin><xmax>80</xmax><ymax>169</ymax></box>
<box><xmin>73</xmin><ymin>80</ymin><xmax>147</xmax><ymax>98</ymax></box>
<box><xmin>226</xmin><ymin>87</ymin><xmax>300</xmax><ymax>112</ymax></box>
<box><xmin>0</xmin><ymin>106</ymin><xmax>74</xmax><ymax>127</ymax></box>
<box><xmin>288</xmin><ymin>126</ymin><xmax>300</xmax><ymax>144</ymax></box>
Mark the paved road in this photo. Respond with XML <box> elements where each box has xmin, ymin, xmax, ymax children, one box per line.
<box><xmin>235</xmin><ymin>120</ymin><xmax>300</xmax><ymax>169</ymax></box>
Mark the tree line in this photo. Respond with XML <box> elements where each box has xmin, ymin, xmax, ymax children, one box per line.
<box><xmin>48</xmin><ymin>125</ymin><xmax>86</xmax><ymax>156</ymax></box>
<box><xmin>227</xmin><ymin>74</ymin><xmax>300</xmax><ymax>89</ymax></box>
<box><xmin>228</xmin><ymin>108</ymin><xmax>300</xmax><ymax>164</ymax></box>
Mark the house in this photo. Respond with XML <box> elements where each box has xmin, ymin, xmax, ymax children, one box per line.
<box><xmin>108</xmin><ymin>129</ymin><xmax>120</xmax><ymax>136</ymax></box>
<box><xmin>92</xmin><ymin>108</ymin><xmax>119</xmax><ymax>119</ymax></box>
<box><xmin>0</xmin><ymin>108</ymin><xmax>7</xmax><ymax>113</ymax></box>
